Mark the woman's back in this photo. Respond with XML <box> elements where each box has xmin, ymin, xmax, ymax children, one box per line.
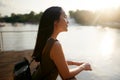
<box><xmin>32</xmin><ymin>38</ymin><xmax>58</xmax><ymax>80</ymax></box>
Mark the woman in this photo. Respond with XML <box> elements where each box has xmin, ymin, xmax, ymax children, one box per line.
<box><xmin>32</xmin><ymin>6</ymin><xmax>92</xmax><ymax>80</ymax></box>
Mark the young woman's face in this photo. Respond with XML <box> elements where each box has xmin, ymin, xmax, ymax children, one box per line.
<box><xmin>54</xmin><ymin>9</ymin><xmax>69</xmax><ymax>32</ymax></box>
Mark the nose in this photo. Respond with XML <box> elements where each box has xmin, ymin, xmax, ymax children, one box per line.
<box><xmin>64</xmin><ymin>17</ymin><xmax>69</xmax><ymax>24</ymax></box>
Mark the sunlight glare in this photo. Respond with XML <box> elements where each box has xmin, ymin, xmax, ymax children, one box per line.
<box><xmin>99</xmin><ymin>29</ymin><xmax>115</xmax><ymax>57</ymax></box>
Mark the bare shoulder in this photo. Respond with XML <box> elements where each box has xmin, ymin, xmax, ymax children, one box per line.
<box><xmin>53</xmin><ymin>40</ymin><xmax>61</xmax><ymax>48</ymax></box>
<box><xmin>51</xmin><ymin>40</ymin><xmax>63</xmax><ymax>52</ymax></box>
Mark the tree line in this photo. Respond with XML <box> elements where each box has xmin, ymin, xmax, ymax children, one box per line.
<box><xmin>1</xmin><ymin>8</ymin><xmax>120</xmax><ymax>28</ymax></box>
<box><xmin>0</xmin><ymin>11</ymin><xmax>43</xmax><ymax>24</ymax></box>
<box><xmin>69</xmin><ymin>8</ymin><xmax>120</xmax><ymax>27</ymax></box>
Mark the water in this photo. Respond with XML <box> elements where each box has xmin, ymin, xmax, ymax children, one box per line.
<box><xmin>0</xmin><ymin>23</ymin><xmax>120</xmax><ymax>80</ymax></box>
<box><xmin>0</xmin><ymin>23</ymin><xmax>38</xmax><ymax>51</ymax></box>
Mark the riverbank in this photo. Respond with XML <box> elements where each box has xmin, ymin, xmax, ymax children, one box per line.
<box><xmin>0</xmin><ymin>50</ymin><xmax>38</xmax><ymax>80</ymax></box>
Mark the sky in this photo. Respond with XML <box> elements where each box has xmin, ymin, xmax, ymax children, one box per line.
<box><xmin>0</xmin><ymin>0</ymin><xmax>120</xmax><ymax>16</ymax></box>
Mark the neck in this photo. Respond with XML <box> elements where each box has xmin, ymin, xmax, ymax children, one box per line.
<box><xmin>51</xmin><ymin>31</ymin><xmax>59</xmax><ymax>40</ymax></box>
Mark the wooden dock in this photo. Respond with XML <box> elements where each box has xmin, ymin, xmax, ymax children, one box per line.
<box><xmin>0</xmin><ymin>50</ymin><xmax>77</xmax><ymax>80</ymax></box>
<box><xmin>0</xmin><ymin>50</ymin><xmax>35</xmax><ymax>80</ymax></box>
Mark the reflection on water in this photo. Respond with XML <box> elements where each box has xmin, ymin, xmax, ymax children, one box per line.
<box><xmin>0</xmin><ymin>24</ymin><xmax>120</xmax><ymax>80</ymax></box>
<box><xmin>58</xmin><ymin>26</ymin><xmax>120</xmax><ymax>80</ymax></box>
<box><xmin>99</xmin><ymin>28</ymin><xmax>116</xmax><ymax>58</ymax></box>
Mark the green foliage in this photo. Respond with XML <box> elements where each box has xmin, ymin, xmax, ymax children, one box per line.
<box><xmin>69</xmin><ymin>8</ymin><xmax>120</xmax><ymax>26</ymax></box>
<box><xmin>69</xmin><ymin>10</ymin><xmax>95</xmax><ymax>25</ymax></box>
<box><xmin>0</xmin><ymin>11</ymin><xmax>43</xmax><ymax>24</ymax></box>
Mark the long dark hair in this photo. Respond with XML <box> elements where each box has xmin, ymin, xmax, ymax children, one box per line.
<box><xmin>32</xmin><ymin>6</ymin><xmax>62</xmax><ymax>62</ymax></box>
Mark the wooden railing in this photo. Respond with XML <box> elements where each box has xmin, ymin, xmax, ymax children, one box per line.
<box><xmin>0</xmin><ymin>30</ymin><xmax>37</xmax><ymax>52</ymax></box>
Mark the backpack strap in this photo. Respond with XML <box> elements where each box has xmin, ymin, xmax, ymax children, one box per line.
<box><xmin>29</xmin><ymin>58</ymin><xmax>34</xmax><ymax>65</ymax></box>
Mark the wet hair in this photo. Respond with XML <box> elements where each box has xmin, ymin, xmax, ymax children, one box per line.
<box><xmin>32</xmin><ymin>6</ymin><xmax>62</xmax><ymax>62</ymax></box>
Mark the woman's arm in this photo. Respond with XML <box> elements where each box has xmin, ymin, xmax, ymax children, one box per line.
<box><xmin>66</xmin><ymin>61</ymin><xmax>84</xmax><ymax>66</ymax></box>
<box><xmin>50</xmin><ymin>41</ymin><xmax>92</xmax><ymax>79</ymax></box>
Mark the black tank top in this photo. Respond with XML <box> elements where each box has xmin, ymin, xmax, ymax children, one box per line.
<box><xmin>41</xmin><ymin>38</ymin><xmax>58</xmax><ymax>80</ymax></box>
<box><xmin>32</xmin><ymin>38</ymin><xmax>58</xmax><ymax>80</ymax></box>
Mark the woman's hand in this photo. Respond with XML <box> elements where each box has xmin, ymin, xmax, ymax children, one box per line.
<box><xmin>67</xmin><ymin>61</ymin><xmax>92</xmax><ymax>71</ymax></box>
<box><xmin>81</xmin><ymin>63</ymin><xmax>92</xmax><ymax>71</ymax></box>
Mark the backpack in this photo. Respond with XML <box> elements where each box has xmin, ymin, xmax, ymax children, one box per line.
<box><xmin>13</xmin><ymin>57</ymin><xmax>35</xmax><ymax>80</ymax></box>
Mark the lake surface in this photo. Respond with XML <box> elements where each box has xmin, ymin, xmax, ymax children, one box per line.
<box><xmin>0</xmin><ymin>23</ymin><xmax>120</xmax><ymax>80</ymax></box>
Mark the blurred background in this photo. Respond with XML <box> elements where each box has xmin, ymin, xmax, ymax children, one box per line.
<box><xmin>0</xmin><ymin>0</ymin><xmax>120</xmax><ymax>80</ymax></box>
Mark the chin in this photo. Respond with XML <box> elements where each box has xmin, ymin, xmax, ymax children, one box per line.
<box><xmin>64</xmin><ymin>29</ymin><xmax>68</xmax><ymax>32</ymax></box>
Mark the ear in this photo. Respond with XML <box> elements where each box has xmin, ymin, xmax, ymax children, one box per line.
<box><xmin>54</xmin><ymin>21</ymin><xmax>58</xmax><ymax>26</ymax></box>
